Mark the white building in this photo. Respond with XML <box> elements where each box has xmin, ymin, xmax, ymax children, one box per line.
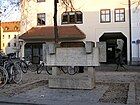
<box><xmin>19</xmin><ymin>0</ymin><xmax>134</xmax><ymax>64</ymax></box>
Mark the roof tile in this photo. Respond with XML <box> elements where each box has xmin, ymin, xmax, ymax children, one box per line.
<box><xmin>19</xmin><ymin>25</ymin><xmax>86</xmax><ymax>41</ymax></box>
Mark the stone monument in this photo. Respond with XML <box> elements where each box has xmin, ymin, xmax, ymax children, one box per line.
<box><xmin>43</xmin><ymin>41</ymin><xmax>106</xmax><ymax>89</ymax></box>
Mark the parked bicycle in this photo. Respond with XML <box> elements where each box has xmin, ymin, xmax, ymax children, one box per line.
<box><xmin>17</xmin><ymin>56</ymin><xmax>38</xmax><ymax>73</ymax></box>
<box><xmin>0</xmin><ymin>53</ymin><xmax>22</xmax><ymax>88</ymax></box>
<box><xmin>36</xmin><ymin>61</ymin><xmax>52</xmax><ymax>75</ymax></box>
<box><xmin>0</xmin><ymin>66</ymin><xmax>8</xmax><ymax>88</ymax></box>
<box><xmin>36</xmin><ymin>62</ymin><xmax>79</xmax><ymax>75</ymax></box>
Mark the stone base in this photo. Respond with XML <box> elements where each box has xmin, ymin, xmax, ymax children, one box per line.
<box><xmin>48</xmin><ymin>74</ymin><xmax>95</xmax><ymax>89</ymax></box>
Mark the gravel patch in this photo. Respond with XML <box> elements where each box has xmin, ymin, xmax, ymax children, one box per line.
<box><xmin>99</xmin><ymin>83</ymin><xmax>129</xmax><ymax>104</ymax></box>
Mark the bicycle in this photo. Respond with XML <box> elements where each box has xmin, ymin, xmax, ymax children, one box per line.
<box><xmin>1</xmin><ymin>53</ymin><xmax>23</xmax><ymax>84</ymax></box>
<box><xmin>36</xmin><ymin>62</ymin><xmax>52</xmax><ymax>75</ymax></box>
<box><xmin>0</xmin><ymin>66</ymin><xmax>8</xmax><ymax>88</ymax></box>
<box><xmin>17</xmin><ymin>56</ymin><xmax>38</xmax><ymax>73</ymax></box>
<box><xmin>37</xmin><ymin>61</ymin><xmax>79</xmax><ymax>75</ymax></box>
<box><xmin>68</xmin><ymin>66</ymin><xmax>79</xmax><ymax>75</ymax></box>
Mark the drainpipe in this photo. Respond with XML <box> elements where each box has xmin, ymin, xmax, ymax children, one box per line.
<box><xmin>128</xmin><ymin>0</ymin><xmax>132</xmax><ymax>65</ymax></box>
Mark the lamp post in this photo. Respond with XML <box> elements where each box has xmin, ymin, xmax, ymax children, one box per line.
<box><xmin>128</xmin><ymin>0</ymin><xmax>132</xmax><ymax>65</ymax></box>
<box><xmin>54</xmin><ymin>0</ymin><xmax>59</xmax><ymax>44</ymax></box>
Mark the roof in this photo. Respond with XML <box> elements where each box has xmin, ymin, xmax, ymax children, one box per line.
<box><xmin>1</xmin><ymin>21</ymin><xmax>20</xmax><ymax>32</ymax></box>
<box><xmin>19</xmin><ymin>25</ymin><xmax>86</xmax><ymax>41</ymax></box>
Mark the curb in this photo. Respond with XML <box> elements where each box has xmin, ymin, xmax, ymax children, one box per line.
<box><xmin>127</xmin><ymin>82</ymin><xmax>135</xmax><ymax>105</ymax></box>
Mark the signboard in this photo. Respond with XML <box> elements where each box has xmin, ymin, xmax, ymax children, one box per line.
<box><xmin>132</xmin><ymin>39</ymin><xmax>140</xmax><ymax>44</ymax></box>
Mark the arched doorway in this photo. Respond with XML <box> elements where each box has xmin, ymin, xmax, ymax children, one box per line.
<box><xmin>99</xmin><ymin>32</ymin><xmax>127</xmax><ymax>64</ymax></box>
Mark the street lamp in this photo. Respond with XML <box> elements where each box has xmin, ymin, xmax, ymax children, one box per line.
<box><xmin>128</xmin><ymin>0</ymin><xmax>132</xmax><ymax>65</ymax></box>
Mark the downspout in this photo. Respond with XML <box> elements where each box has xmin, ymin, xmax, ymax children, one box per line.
<box><xmin>128</xmin><ymin>0</ymin><xmax>132</xmax><ymax>65</ymax></box>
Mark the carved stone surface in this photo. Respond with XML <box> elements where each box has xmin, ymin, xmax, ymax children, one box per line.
<box><xmin>45</xmin><ymin>46</ymin><xmax>100</xmax><ymax>66</ymax></box>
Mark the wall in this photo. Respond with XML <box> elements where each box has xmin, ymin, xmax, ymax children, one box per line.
<box><xmin>1</xmin><ymin>31</ymin><xmax>19</xmax><ymax>54</ymax></box>
<box><xmin>131</xmin><ymin>0</ymin><xmax>140</xmax><ymax>64</ymax></box>
<box><xmin>20</xmin><ymin>0</ymin><xmax>130</xmax><ymax>62</ymax></box>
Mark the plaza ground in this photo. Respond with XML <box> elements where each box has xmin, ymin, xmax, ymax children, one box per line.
<box><xmin>0</xmin><ymin>64</ymin><xmax>139</xmax><ymax>105</ymax></box>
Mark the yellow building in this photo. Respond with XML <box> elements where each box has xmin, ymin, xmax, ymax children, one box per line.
<box><xmin>1</xmin><ymin>21</ymin><xmax>20</xmax><ymax>54</ymax></box>
<box><xmin>0</xmin><ymin>21</ymin><xmax>2</xmax><ymax>50</ymax></box>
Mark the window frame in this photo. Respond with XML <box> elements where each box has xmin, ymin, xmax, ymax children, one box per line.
<box><xmin>100</xmin><ymin>9</ymin><xmax>111</xmax><ymax>23</ymax></box>
<box><xmin>14</xmin><ymin>26</ymin><xmax>18</xmax><ymax>30</ymax></box>
<box><xmin>3</xmin><ymin>43</ymin><xmax>4</xmax><ymax>47</ymax></box>
<box><xmin>14</xmin><ymin>35</ymin><xmax>16</xmax><ymax>39</ymax></box>
<box><xmin>37</xmin><ymin>0</ymin><xmax>45</xmax><ymax>2</ymax></box>
<box><xmin>37</xmin><ymin>13</ymin><xmax>46</xmax><ymax>26</ymax></box>
<box><xmin>114</xmin><ymin>8</ymin><xmax>125</xmax><ymax>22</ymax></box>
<box><xmin>8</xmin><ymin>43</ymin><xmax>10</xmax><ymax>47</ymax></box>
<box><xmin>3</xmin><ymin>35</ymin><xmax>4</xmax><ymax>39</ymax></box>
<box><xmin>14</xmin><ymin>43</ymin><xmax>16</xmax><ymax>47</ymax></box>
<box><xmin>5</xmin><ymin>26</ymin><xmax>9</xmax><ymax>30</ymax></box>
<box><xmin>61</xmin><ymin>11</ymin><xmax>83</xmax><ymax>24</ymax></box>
<box><xmin>8</xmin><ymin>35</ymin><xmax>10</xmax><ymax>39</ymax></box>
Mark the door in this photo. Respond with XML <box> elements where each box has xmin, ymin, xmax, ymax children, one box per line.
<box><xmin>25</xmin><ymin>43</ymin><xmax>42</xmax><ymax>64</ymax></box>
<box><xmin>107</xmin><ymin>39</ymin><xmax>117</xmax><ymax>63</ymax></box>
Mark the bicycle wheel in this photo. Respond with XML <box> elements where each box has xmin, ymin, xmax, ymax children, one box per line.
<box><xmin>12</xmin><ymin>63</ymin><xmax>23</xmax><ymax>84</ymax></box>
<box><xmin>37</xmin><ymin>63</ymin><xmax>44</xmax><ymax>74</ymax></box>
<box><xmin>0</xmin><ymin>66</ymin><xmax>8</xmax><ymax>88</ymax></box>
<box><xmin>60</xmin><ymin>66</ymin><xmax>68</xmax><ymax>74</ymax></box>
<box><xmin>46</xmin><ymin>66</ymin><xmax>52</xmax><ymax>75</ymax></box>
<box><xmin>28</xmin><ymin>63</ymin><xmax>38</xmax><ymax>72</ymax></box>
<box><xmin>74</xmin><ymin>66</ymin><xmax>79</xmax><ymax>73</ymax></box>
<box><xmin>18</xmin><ymin>60</ymin><xmax>28</xmax><ymax>73</ymax></box>
<box><xmin>67</xmin><ymin>66</ymin><xmax>77</xmax><ymax>75</ymax></box>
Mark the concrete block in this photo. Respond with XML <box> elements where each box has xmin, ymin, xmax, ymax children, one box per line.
<box><xmin>48</xmin><ymin>74</ymin><xmax>96</xmax><ymax>89</ymax></box>
<box><xmin>52</xmin><ymin>67</ymin><xmax>60</xmax><ymax>76</ymax></box>
<box><xmin>46</xmin><ymin>47</ymin><xmax>100</xmax><ymax>66</ymax></box>
<box><xmin>96</xmin><ymin>42</ymin><xmax>106</xmax><ymax>62</ymax></box>
<box><xmin>85</xmin><ymin>41</ymin><xmax>95</xmax><ymax>54</ymax></box>
<box><xmin>48</xmin><ymin>43</ymin><xmax>56</xmax><ymax>54</ymax></box>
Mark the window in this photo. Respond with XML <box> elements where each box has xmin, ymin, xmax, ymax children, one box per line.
<box><xmin>8</xmin><ymin>43</ymin><xmax>10</xmax><ymax>47</ymax></box>
<box><xmin>14</xmin><ymin>43</ymin><xmax>16</xmax><ymax>47</ymax></box>
<box><xmin>61</xmin><ymin>11</ymin><xmax>83</xmax><ymax>24</ymax></box>
<box><xmin>8</xmin><ymin>35</ymin><xmax>10</xmax><ymax>39</ymax></box>
<box><xmin>14</xmin><ymin>35</ymin><xmax>16</xmax><ymax>39</ymax></box>
<box><xmin>100</xmin><ymin>9</ymin><xmax>111</xmax><ymax>23</ymax></box>
<box><xmin>114</xmin><ymin>8</ymin><xmax>125</xmax><ymax>22</ymax></box>
<box><xmin>37</xmin><ymin>0</ymin><xmax>45</xmax><ymax>2</ymax></box>
<box><xmin>37</xmin><ymin>13</ymin><xmax>46</xmax><ymax>25</ymax></box>
<box><xmin>76</xmin><ymin>11</ymin><xmax>83</xmax><ymax>23</ymax></box>
<box><xmin>69</xmin><ymin>11</ymin><xmax>75</xmax><ymax>23</ymax></box>
<box><xmin>5</xmin><ymin>26</ymin><xmax>9</xmax><ymax>30</ymax></box>
<box><xmin>14</xmin><ymin>26</ymin><xmax>18</xmax><ymax>30</ymax></box>
<box><xmin>62</xmin><ymin>12</ymin><xmax>69</xmax><ymax>24</ymax></box>
<box><xmin>3</xmin><ymin>43</ymin><xmax>4</xmax><ymax>47</ymax></box>
<box><xmin>3</xmin><ymin>35</ymin><xmax>4</xmax><ymax>39</ymax></box>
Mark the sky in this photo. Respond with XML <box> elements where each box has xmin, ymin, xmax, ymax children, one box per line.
<box><xmin>0</xmin><ymin>0</ymin><xmax>20</xmax><ymax>22</ymax></box>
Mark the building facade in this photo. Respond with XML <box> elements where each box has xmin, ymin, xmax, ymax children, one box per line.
<box><xmin>20</xmin><ymin>0</ymin><xmax>132</xmax><ymax>64</ymax></box>
<box><xmin>1</xmin><ymin>21</ymin><xmax>20</xmax><ymax>54</ymax></box>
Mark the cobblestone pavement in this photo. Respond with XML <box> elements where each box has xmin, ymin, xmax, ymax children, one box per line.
<box><xmin>0</xmin><ymin>64</ymin><xmax>139</xmax><ymax>105</ymax></box>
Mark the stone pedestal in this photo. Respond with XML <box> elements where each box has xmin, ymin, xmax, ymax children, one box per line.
<box><xmin>48</xmin><ymin>67</ymin><xmax>96</xmax><ymax>89</ymax></box>
<box><xmin>42</xmin><ymin>41</ymin><xmax>104</xmax><ymax>90</ymax></box>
